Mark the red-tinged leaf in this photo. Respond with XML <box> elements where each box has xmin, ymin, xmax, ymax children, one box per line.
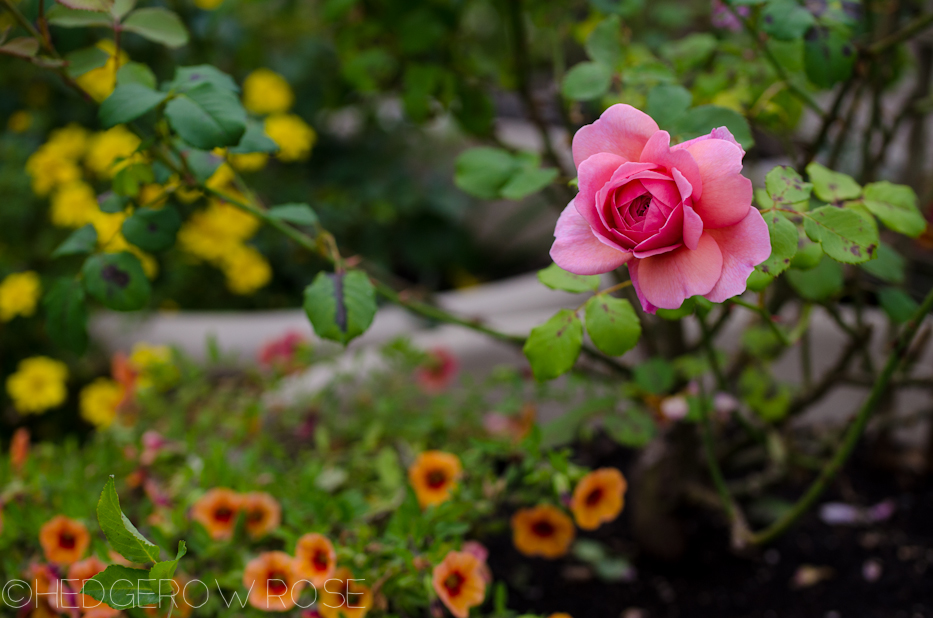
<box><xmin>0</xmin><ymin>37</ymin><xmax>40</xmax><ymax>58</ymax></box>
<box><xmin>56</xmin><ymin>0</ymin><xmax>113</xmax><ymax>11</ymax></box>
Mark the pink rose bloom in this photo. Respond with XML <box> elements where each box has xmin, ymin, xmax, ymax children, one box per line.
<box><xmin>550</xmin><ymin>104</ymin><xmax>770</xmax><ymax>313</ymax></box>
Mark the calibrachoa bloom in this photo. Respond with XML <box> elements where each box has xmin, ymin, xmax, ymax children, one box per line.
<box><xmin>6</xmin><ymin>356</ymin><xmax>69</xmax><ymax>414</ymax></box>
<box><xmin>294</xmin><ymin>533</ymin><xmax>337</xmax><ymax>587</ymax></box>
<box><xmin>264</xmin><ymin>113</ymin><xmax>316</xmax><ymax>162</ymax></box>
<box><xmin>550</xmin><ymin>104</ymin><xmax>770</xmax><ymax>313</ymax></box>
<box><xmin>318</xmin><ymin>567</ymin><xmax>373</xmax><ymax>618</ymax></box>
<box><xmin>39</xmin><ymin>516</ymin><xmax>89</xmax><ymax>565</ymax></box>
<box><xmin>415</xmin><ymin>348</ymin><xmax>459</xmax><ymax>394</ymax></box>
<box><xmin>569</xmin><ymin>468</ymin><xmax>627</xmax><ymax>530</ymax></box>
<box><xmin>243</xmin><ymin>68</ymin><xmax>295</xmax><ymax>116</ymax></box>
<box><xmin>511</xmin><ymin>505</ymin><xmax>575</xmax><ymax>559</ymax></box>
<box><xmin>242</xmin><ymin>492</ymin><xmax>282</xmax><ymax>539</ymax></box>
<box><xmin>191</xmin><ymin>488</ymin><xmax>242</xmax><ymax>540</ymax></box>
<box><xmin>243</xmin><ymin>551</ymin><xmax>305</xmax><ymax>612</ymax></box>
<box><xmin>0</xmin><ymin>271</ymin><xmax>41</xmax><ymax>322</ymax></box>
<box><xmin>68</xmin><ymin>556</ymin><xmax>120</xmax><ymax>618</ymax></box>
<box><xmin>408</xmin><ymin>451</ymin><xmax>462</xmax><ymax>508</ymax></box>
<box><xmin>10</xmin><ymin>427</ymin><xmax>30</xmax><ymax>472</ymax></box>
<box><xmin>432</xmin><ymin>551</ymin><xmax>487</xmax><ymax>618</ymax></box>
<box><xmin>79</xmin><ymin>378</ymin><xmax>124</xmax><ymax>428</ymax></box>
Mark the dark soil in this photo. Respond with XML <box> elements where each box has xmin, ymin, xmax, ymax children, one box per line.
<box><xmin>486</xmin><ymin>444</ymin><xmax>933</xmax><ymax>618</ymax></box>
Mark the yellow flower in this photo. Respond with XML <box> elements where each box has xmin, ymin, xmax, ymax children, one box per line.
<box><xmin>50</xmin><ymin>182</ymin><xmax>99</xmax><ymax>228</ymax></box>
<box><xmin>46</xmin><ymin>124</ymin><xmax>90</xmax><ymax>160</ymax></box>
<box><xmin>229</xmin><ymin>152</ymin><xmax>268</xmax><ymax>173</ymax></box>
<box><xmin>6</xmin><ymin>357</ymin><xmax>69</xmax><ymax>415</ymax></box>
<box><xmin>79</xmin><ymin>378</ymin><xmax>123</xmax><ymax>428</ymax></box>
<box><xmin>242</xmin><ymin>68</ymin><xmax>295</xmax><ymax>116</ymax></box>
<box><xmin>7</xmin><ymin>110</ymin><xmax>32</xmax><ymax>133</ymax></box>
<box><xmin>129</xmin><ymin>343</ymin><xmax>176</xmax><ymax>389</ymax></box>
<box><xmin>25</xmin><ymin>146</ymin><xmax>83</xmax><ymax>196</ymax></box>
<box><xmin>85</xmin><ymin>126</ymin><xmax>141</xmax><ymax>178</ymax></box>
<box><xmin>194</xmin><ymin>0</ymin><xmax>224</xmax><ymax>9</ymax></box>
<box><xmin>75</xmin><ymin>40</ymin><xmax>128</xmax><ymax>102</ymax></box>
<box><xmin>205</xmin><ymin>162</ymin><xmax>236</xmax><ymax>191</ymax></box>
<box><xmin>102</xmin><ymin>232</ymin><xmax>159</xmax><ymax>279</ymax></box>
<box><xmin>264</xmin><ymin>113</ymin><xmax>316</xmax><ymax>162</ymax></box>
<box><xmin>0</xmin><ymin>271</ymin><xmax>41</xmax><ymax>322</ymax></box>
<box><xmin>220</xmin><ymin>245</ymin><xmax>271</xmax><ymax>295</ymax></box>
<box><xmin>90</xmin><ymin>210</ymin><xmax>126</xmax><ymax>247</ymax></box>
<box><xmin>137</xmin><ymin>183</ymin><xmax>169</xmax><ymax>208</ymax></box>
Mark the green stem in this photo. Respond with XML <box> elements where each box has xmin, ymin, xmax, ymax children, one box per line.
<box><xmin>869</xmin><ymin>12</ymin><xmax>933</xmax><ymax>55</ymax></box>
<box><xmin>729</xmin><ymin>297</ymin><xmax>792</xmax><ymax>346</ymax></box>
<box><xmin>697</xmin><ymin>381</ymin><xmax>736</xmax><ymax>523</ymax></box>
<box><xmin>749</xmin><ymin>285</ymin><xmax>933</xmax><ymax>545</ymax></box>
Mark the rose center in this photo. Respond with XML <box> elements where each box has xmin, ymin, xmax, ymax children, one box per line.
<box><xmin>631</xmin><ymin>194</ymin><xmax>652</xmax><ymax>218</ymax></box>
<box><xmin>59</xmin><ymin>533</ymin><xmax>76</xmax><ymax>549</ymax></box>
<box><xmin>444</xmin><ymin>571</ymin><xmax>465</xmax><ymax>596</ymax></box>
<box><xmin>531</xmin><ymin>520</ymin><xmax>555</xmax><ymax>537</ymax></box>
<box><xmin>426</xmin><ymin>470</ymin><xmax>447</xmax><ymax>489</ymax></box>
<box><xmin>585</xmin><ymin>488</ymin><xmax>604</xmax><ymax>506</ymax></box>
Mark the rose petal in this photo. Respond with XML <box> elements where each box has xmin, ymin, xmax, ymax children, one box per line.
<box><xmin>572</xmin><ymin>104</ymin><xmax>660</xmax><ymax>168</ymax></box>
<box><xmin>633</xmin><ymin>203</ymin><xmax>684</xmax><ymax>258</ymax></box>
<box><xmin>673</xmin><ymin>126</ymin><xmax>745</xmax><ymax>158</ymax></box>
<box><xmin>682</xmin><ymin>138</ymin><xmax>752</xmax><ymax>229</ymax></box>
<box><xmin>551</xmin><ymin>202</ymin><xmax>632</xmax><ymax>275</ymax></box>
<box><xmin>683</xmin><ymin>204</ymin><xmax>703</xmax><ymax>250</ymax></box>
<box><xmin>628</xmin><ymin>260</ymin><xmax>656</xmax><ymax>313</ymax></box>
<box><xmin>703</xmin><ymin>207</ymin><xmax>771</xmax><ymax>303</ymax></box>
<box><xmin>639</xmin><ymin>131</ymin><xmax>703</xmax><ymax>201</ymax></box>
<box><xmin>575</xmin><ymin>153</ymin><xmax>630</xmax><ymax>233</ymax></box>
<box><xmin>633</xmin><ymin>233</ymin><xmax>724</xmax><ymax>310</ymax></box>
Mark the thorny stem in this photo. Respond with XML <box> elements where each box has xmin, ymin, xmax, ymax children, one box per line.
<box><xmin>749</xmin><ymin>286</ymin><xmax>933</xmax><ymax>545</ymax></box>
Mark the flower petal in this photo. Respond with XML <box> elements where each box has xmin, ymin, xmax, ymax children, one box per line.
<box><xmin>673</xmin><ymin>126</ymin><xmax>745</xmax><ymax>158</ymax></box>
<box><xmin>682</xmin><ymin>138</ymin><xmax>752</xmax><ymax>228</ymax></box>
<box><xmin>683</xmin><ymin>204</ymin><xmax>703</xmax><ymax>250</ymax></box>
<box><xmin>632</xmin><ymin>233</ymin><xmax>723</xmax><ymax>310</ymax></box>
<box><xmin>639</xmin><ymin>130</ymin><xmax>704</xmax><ymax>201</ymax></box>
<box><xmin>572</xmin><ymin>105</ymin><xmax>659</xmax><ymax>168</ymax></box>
<box><xmin>551</xmin><ymin>202</ymin><xmax>632</xmax><ymax>275</ymax></box>
<box><xmin>703</xmin><ymin>207</ymin><xmax>771</xmax><ymax>303</ymax></box>
<box><xmin>575</xmin><ymin>154</ymin><xmax>634</xmax><ymax>232</ymax></box>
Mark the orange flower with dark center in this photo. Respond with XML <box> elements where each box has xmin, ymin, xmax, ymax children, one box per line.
<box><xmin>68</xmin><ymin>556</ymin><xmax>120</xmax><ymax>618</ymax></box>
<box><xmin>243</xmin><ymin>551</ymin><xmax>305</xmax><ymax>612</ymax></box>
<box><xmin>511</xmin><ymin>505</ymin><xmax>575</xmax><ymax>559</ymax></box>
<box><xmin>242</xmin><ymin>492</ymin><xmax>281</xmax><ymax>539</ymax></box>
<box><xmin>408</xmin><ymin>451</ymin><xmax>462</xmax><ymax>508</ymax></box>
<box><xmin>294</xmin><ymin>533</ymin><xmax>336</xmax><ymax>587</ymax></box>
<box><xmin>431</xmin><ymin>551</ymin><xmax>486</xmax><ymax>618</ymax></box>
<box><xmin>39</xmin><ymin>516</ymin><xmax>90</xmax><ymax>564</ymax></box>
<box><xmin>10</xmin><ymin>427</ymin><xmax>30</xmax><ymax>473</ymax></box>
<box><xmin>318</xmin><ymin>567</ymin><xmax>373</xmax><ymax>618</ymax></box>
<box><xmin>191</xmin><ymin>488</ymin><xmax>242</xmax><ymax>540</ymax></box>
<box><xmin>570</xmin><ymin>468</ymin><xmax>627</xmax><ymax>530</ymax></box>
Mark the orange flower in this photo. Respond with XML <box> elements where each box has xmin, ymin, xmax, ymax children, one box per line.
<box><xmin>570</xmin><ymin>468</ymin><xmax>627</xmax><ymax>530</ymax></box>
<box><xmin>432</xmin><ymin>551</ymin><xmax>486</xmax><ymax>618</ymax></box>
<box><xmin>510</xmin><ymin>505</ymin><xmax>575</xmax><ymax>559</ymax></box>
<box><xmin>68</xmin><ymin>556</ymin><xmax>120</xmax><ymax>618</ymax></box>
<box><xmin>294</xmin><ymin>533</ymin><xmax>336</xmax><ymax>587</ymax></box>
<box><xmin>318</xmin><ymin>567</ymin><xmax>372</xmax><ymax>618</ymax></box>
<box><xmin>39</xmin><ymin>516</ymin><xmax>90</xmax><ymax>564</ymax></box>
<box><xmin>191</xmin><ymin>488</ymin><xmax>242</xmax><ymax>540</ymax></box>
<box><xmin>548</xmin><ymin>614</ymin><xmax>572</xmax><ymax>618</ymax></box>
<box><xmin>408</xmin><ymin>451</ymin><xmax>462</xmax><ymax>508</ymax></box>
<box><xmin>242</xmin><ymin>492</ymin><xmax>281</xmax><ymax>539</ymax></box>
<box><xmin>243</xmin><ymin>551</ymin><xmax>305</xmax><ymax>612</ymax></box>
<box><xmin>10</xmin><ymin>427</ymin><xmax>30</xmax><ymax>472</ymax></box>
<box><xmin>111</xmin><ymin>351</ymin><xmax>137</xmax><ymax>410</ymax></box>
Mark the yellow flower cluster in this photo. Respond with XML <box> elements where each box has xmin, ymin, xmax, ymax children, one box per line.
<box><xmin>0</xmin><ymin>271</ymin><xmax>41</xmax><ymax>322</ymax></box>
<box><xmin>79</xmin><ymin>378</ymin><xmax>123</xmax><ymax>428</ymax></box>
<box><xmin>6</xmin><ymin>357</ymin><xmax>69</xmax><ymax>415</ymax></box>
<box><xmin>75</xmin><ymin>40</ymin><xmax>128</xmax><ymax>103</ymax></box>
<box><xmin>240</xmin><ymin>68</ymin><xmax>316</xmax><ymax>162</ymax></box>
<box><xmin>129</xmin><ymin>342</ymin><xmax>179</xmax><ymax>390</ymax></box>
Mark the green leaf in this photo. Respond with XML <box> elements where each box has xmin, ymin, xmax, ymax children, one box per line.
<box><xmin>746</xmin><ymin>269</ymin><xmax>775</xmax><ymax>292</ymax></box>
<box><xmin>43</xmin><ymin>279</ymin><xmax>89</xmax><ymax>355</ymax></box>
<box><xmin>805</xmin><ymin>162</ymin><xmax>861</xmax><ymax>202</ymax></box>
<box><xmin>117</xmin><ymin>62</ymin><xmax>157</xmax><ymax>88</ymax></box>
<box><xmin>82</xmin><ymin>252</ymin><xmax>151</xmax><ymax>311</ymax></box>
<box><xmin>523</xmin><ymin>309</ymin><xmax>584</xmax><ymax>381</ymax></box>
<box><xmin>149</xmin><ymin>541</ymin><xmax>187</xmax><ymax>584</ymax></box>
<box><xmin>164</xmin><ymin>82</ymin><xmax>247</xmax><ymax>150</ymax></box>
<box><xmin>454</xmin><ymin>147</ymin><xmax>517</xmax><ymax>199</ymax></box>
<box><xmin>756</xmin><ymin>211</ymin><xmax>798</xmax><ymax>276</ymax></box>
<box><xmin>862</xmin><ymin>181</ymin><xmax>927</xmax><ymax>237</ymax></box>
<box><xmin>121</xmin><ymin>8</ymin><xmax>189</xmax><ymax>48</ymax></box>
<box><xmin>303</xmin><ymin>270</ymin><xmax>377</xmax><ymax>345</ymax></box>
<box><xmin>111</xmin><ymin>0</ymin><xmax>136</xmax><ymax>19</ymax></box>
<box><xmin>53</xmin><ymin>224</ymin><xmax>98</xmax><ymax>258</ymax></box>
<box><xmin>585</xmin><ymin>16</ymin><xmax>622</xmax><ymax>67</ymax></box>
<box><xmin>537</xmin><ymin>263</ymin><xmax>600</xmax><ymax>293</ymax></box>
<box><xmin>860</xmin><ymin>243</ymin><xmax>905</xmax><ymax>284</ymax></box>
<box><xmin>761</xmin><ymin>0</ymin><xmax>816</xmax><ymax>40</ymax></box>
<box><xmin>646</xmin><ymin>84</ymin><xmax>692</xmax><ymax>129</ymax></box>
<box><xmin>229</xmin><ymin>121</ymin><xmax>278</xmax><ymax>154</ymax></box>
<box><xmin>267</xmin><ymin>203</ymin><xmax>318</xmax><ymax>226</ymax></box>
<box><xmin>804</xmin><ymin>25</ymin><xmax>856</xmax><ymax>88</ymax></box>
<box><xmin>584</xmin><ymin>295</ymin><xmax>641</xmax><ymax>356</ymax></box>
<box><xmin>656</xmin><ymin>297</ymin><xmax>695</xmax><ymax>320</ymax></box>
<box><xmin>97</xmin><ymin>477</ymin><xmax>162</xmax><ymax>564</ymax></box>
<box><xmin>786</xmin><ymin>256</ymin><xmax>844</xmax><ymax>301</ymax></box>
<box><xmin>0</xmin><ymin>37</ymin><xmax>39</xmax><ymax>58</ymax></box>
<box><xmin>81</xmin><ymin>565</ymin><xmax>159</xmax><ymax>609</ymax></box>
<box><xmin>112</xmin><ymin>163</ymin><xmax>154</xmax><ymax>197</ymax></box>
<box><xmin>790</xmin><ymin>240</ymin><xmax>823</xmax><ymax>270</ymax></box>
<box><xmin>561</xmin><ymin>61</ymin><xmax>613</xmax><ymax>101</ymax></box>
<box><xmin>122</xmin><ymin>207</ymin><xmax>181</xmax><ymax>252</ymax></box>
<box><xmin>765</xmin><ymin>166</ymin><xmax>812</xmax><ymax>209</ymax></box>
<box><xmin>602</xmin><ymin>408</ymin><xmax>656</xmax><ymax>447</ymax></box>
<box><xmin>100</xmin><ymin>192</ymin><xmax>129</xmax><ymax>214</ymax></box>
<box><xmin>804</xmin><ymin>205</ymin><xmax>878</xmax><ymax>264</ymax></box>
<box><xmin>500</xmin><ymin>167</ymin><xmax>559</xmax><ymax>200</ymax></box>
<box><xmin>64</xmin><ymin>46</ymin><xmax>110</xmax><ymax>78</ymax></box>
<box><xmin>633</xmin><ymin>357</ymin><xmax>675</xmax><ymax>394</ymax></box>
<box><xmin>57</xmin><ymin>0</ymin><xmax>112</xmax><ymax>11</ymax></box>
<box><xmin>46</xmin><ymin>4</ymin><xmax>113</xmax><ymax>26</ymax></box>
<box><xmin>660</xmin><ymin>33</ymin><xmax>718</xmax><ymax>73</ymax></box>
<box><xmin>100</xmin><ymin>84</ymin><xmax>167</xmax><ymax>127</ymax></box>
<box><xmin>672</xmin><ymin>105</ymin><xmax>754</xmax><ymax>150</ymax></box>
<box><xmin>877</xmin><ymin>287</ymin><xmax>919</xmax><ymax>324</ymax></box>
<box><xmin>166</xmin><ymin>65</ymin><xmax>239</xmax><ymax>93</ymax></box>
